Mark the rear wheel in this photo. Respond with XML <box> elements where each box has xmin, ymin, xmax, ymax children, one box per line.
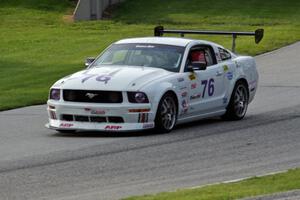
<box><xmin>155</xmin><ymin>93</ymin><xmax>178</xmax><ymax>133</ymax></box>
<box><xmin>222</xmin><ymin>81</ymin><xmax>249</xmax><ymax>120</ymax></box>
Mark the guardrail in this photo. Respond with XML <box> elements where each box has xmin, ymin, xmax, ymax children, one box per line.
<box><xmin>73</xmin><ymin>0</ymin><xmax>124</xmax><ymax>21</ymax></box>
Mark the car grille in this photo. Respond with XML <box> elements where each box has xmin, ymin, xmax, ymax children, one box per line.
<box><xmin>63</xmin><ymin>90</ymin><xmax>123</xmax><ymax>103</ymax></box>
<box><xmin>61</xmin><ymin>114</ymin><xmax>124</xmax><ymax>123</ymax></box>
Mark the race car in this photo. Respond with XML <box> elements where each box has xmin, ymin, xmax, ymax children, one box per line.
<box><xmin>46</xmin><ymin>26</ymin><xmax>264</xmax><ymax>133</ymax></box>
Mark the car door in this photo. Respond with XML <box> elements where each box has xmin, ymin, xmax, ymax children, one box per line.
<box><xmin>185</xmin><ymin>45</ymin><xmax>226</xmax><ymax>115</ymax></box>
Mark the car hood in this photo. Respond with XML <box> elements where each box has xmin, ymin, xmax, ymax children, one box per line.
<box><xmin>53</xmin><ymin>66</ymin><xmax>173</xmax><ymax>91</ymax></box>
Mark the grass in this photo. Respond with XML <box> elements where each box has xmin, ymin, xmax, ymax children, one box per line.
<box><xmin>0</xmin><ymin>0</ymin><xmax>300</xmax><ymax>110</ymax></box>
<box><xmin>124</xmin><ymin>168</ymin><xmax>300</xmax><ymax>200</ymax></box>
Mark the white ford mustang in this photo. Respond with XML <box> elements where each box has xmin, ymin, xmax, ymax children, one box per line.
<box><xmin>46</xmin><ymin>27</ymin><xmax>264</xmax><ymax>133</ymax></box>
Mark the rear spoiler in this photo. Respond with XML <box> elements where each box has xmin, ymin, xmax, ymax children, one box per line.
<box><xmin>154</xmin><ymin>26</ymin><xmax>264</xmax><ymax>52</ymax></box>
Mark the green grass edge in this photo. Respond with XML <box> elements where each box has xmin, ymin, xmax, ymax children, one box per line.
<box><xmin>123</xmin><ymin>168</ymin><xmax>300</xmax><ymax>200</ymax></box>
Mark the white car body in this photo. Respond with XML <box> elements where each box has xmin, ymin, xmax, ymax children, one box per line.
<box><xmin>46</xmin><ymin>37</ymin><xmax>258</xmax><ymax>132</ymax></box>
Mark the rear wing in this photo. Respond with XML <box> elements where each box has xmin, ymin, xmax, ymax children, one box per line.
<box><xmin>154</xmin><ymin>26</ymin><xmax>264</xmax><ymax>52</ymax></box>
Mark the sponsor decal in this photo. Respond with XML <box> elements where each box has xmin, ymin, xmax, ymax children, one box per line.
<box><xmin>181</xmin><ymin>91</ymin><xmax>188</xmax><ymax>97</ymax></box>
<box><xmin>84</xmin><ymin>108</ymin><xmax>91</xmax><ymax>111</ymax></box>
<box><xmin>223</xmin><ymin>97</ymin><xmax>228</xmax><ymax>104</ymax></box>
<box><xmin>136</xmin><ymin>45</ymin><xmax>155</xmax><ymax>48</ymax></box>
<box><xmin>190</xmin><ymin>93</ymin><xmax>201</xmax><ymax>100</ymax></box>
<box><xmin>226</xmin><ymin>72</ymin><xmax>233</xmax><ymax>80</ymax></box>
<box><xmin>143</xmin><ymin>123</ymin><xmax>155</xmax><ymax>129</ymax></box>
<box><xmin>189</xmin><ymin>73</ymin><xmax>196</xmax><ymax>80</ymax></box>
<box><xmin>91</xmin><ymin>109</ymin><xmax>106</xmax><ymax>115</ymax></box>
<box><xmin>177</xmin><ymin>77</ymin><xmax>185</xmax><ymax>82</ymax></box>
<box><xmin>191</xmin><ymin>83</ymin><xmax>197</xmax><ymax>89</ymax></box>
<box><xmin>105</xmin><ymin>125</ymin><xmax>122</xmax><ymax>130</ymax></box>
<box><xmin>250</xmin><ymin>87</ymin><xmax>256</xmax><ymax>92</ymax></box>
<box><xmin>223</xmin><ymin>65</ymin><xmax>229</xmax><ymax>72</ymax></box>
<box><xmin>60</xmin><ymin>123</ymin><xmax>73</xmax><ymax>128</ymax></box>
<box><xmin>181</xmin><ymin>99</ymin><xmax>189</xmax><ymax>114</ymax></box>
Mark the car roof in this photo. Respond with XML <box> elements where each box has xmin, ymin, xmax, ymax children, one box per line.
<box><xmin>115</xmin><ymin>37</ymin><xmax>221</xmax><ymax>47</ymax></box>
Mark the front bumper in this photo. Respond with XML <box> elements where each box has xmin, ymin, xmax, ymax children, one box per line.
<box><xmin>46</xmin><ymin>100</ymin><xmax>155</xmax><ymax>132</ymax></box>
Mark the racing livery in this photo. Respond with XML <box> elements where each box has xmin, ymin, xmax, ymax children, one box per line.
<box><xmin>46</xmin><ymin>26</ymin><xmax>264</xmax><ymax>133</ymax></box>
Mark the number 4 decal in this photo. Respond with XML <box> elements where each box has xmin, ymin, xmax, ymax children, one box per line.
<box><xmin>201</xmin><ymin>78</ymin><xmax>215</xmax><ymax>98</ymax></box>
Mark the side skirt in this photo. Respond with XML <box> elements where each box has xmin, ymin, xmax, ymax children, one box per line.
<box><xmin>177</xmin><ymin>109</ymin><xmax>226</xmax><ymax>125</ymax></box>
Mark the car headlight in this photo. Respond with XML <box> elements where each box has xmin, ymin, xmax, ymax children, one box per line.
<box><xmin>127</xmin><ymin>92</ymin><xmax>149</xmax><ymax>103</ymax></box>
<box><xmin>50</xmin><ymin>89</ymin><xmax>61</xmax><ymax>100</ymax></box>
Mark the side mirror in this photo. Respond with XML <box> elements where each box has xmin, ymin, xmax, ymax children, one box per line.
<box><xmin>187</xmin><ymin>62</ymin><xmax>207</xmax><ymax>71</ymax></box>
<box><xmin>85</xmin><ymin>57</ymin><xmax>95</xmax><ymax>68</ymax></box>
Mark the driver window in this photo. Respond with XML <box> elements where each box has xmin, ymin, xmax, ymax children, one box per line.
<box><xmin>185</xmin><ymin>45</ymin><xmax>216</xmax><ymax>72</ymax></box>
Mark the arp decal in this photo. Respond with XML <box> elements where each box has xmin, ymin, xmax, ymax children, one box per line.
<box><xmin>191</xmin><ymin>83</ymin><xmax>197</xmax><ymax>89</ymax></box>
<box><xmin>189</xmin><ymin>73</ymin><xmax>196</xmax><ymax>80</ymax></box>
<box><xmin>105</xmin><ymin>125</ymin><xmax>122</xmax><ymax>130</ymax></box>
<box><xmin>60</xmin><ymin>123</ymin><xmax>74</xmax><ymax>128</ymax></box>
<box><xmin>223</xmin><ymin>97</ymin><xmax>228</xmax><ymax>104</ymax></box>
<box><xmin>226</xmin><ymin>72</ymin><xmax>233</xmax><ymax>80</ymax></box>
<box><xmin>177</xmin><ymin>77</ymin><xmax>184</xmax><ymax>82</ymax></box>
<box><xmin>223</xmin><ymin>65</ymin><xmax>229</xmax><ymax>72</ymax></box>
<box><xmin>190</xmin><ymin>93</ymin><xmax>201</xmax><ymax>100</ymax></box>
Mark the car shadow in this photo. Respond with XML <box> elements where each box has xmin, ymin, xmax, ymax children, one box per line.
<box><xmin>51</xmin><ymin>117</ymin><xmax>227</xmax><ymax>138</ymax></box>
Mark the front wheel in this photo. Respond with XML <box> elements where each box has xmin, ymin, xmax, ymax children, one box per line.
<box><xmin>222</xmin><ymin>81</ymin><xmax>249</xmax><ymax>120</ymax></box>
<box><xmin>155</xmin><ymin>93</ymin><xmax>178</xmax><ymax>133</ymax></box>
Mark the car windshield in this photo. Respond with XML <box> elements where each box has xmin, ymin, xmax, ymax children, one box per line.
<box><xmin>91</xmin><ymin>43</ymin><xmax>185</xmax><ymax>72</ymax></box>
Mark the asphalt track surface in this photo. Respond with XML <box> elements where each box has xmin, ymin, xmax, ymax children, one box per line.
<box><xmin>0</xmin><ymin>42</ymin><xmax>300</xmax><ymax>200</ymax></box>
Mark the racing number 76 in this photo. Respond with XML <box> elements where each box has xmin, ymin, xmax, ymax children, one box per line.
<box><xmin>201</xmin><ymin>78</ymin><xmax>214</xmax><ymax>98</ymax></box>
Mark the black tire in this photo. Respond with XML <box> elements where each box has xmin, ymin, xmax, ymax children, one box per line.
<box><xmin>155</xmin><ymin>93</ymin><xmax>178</xmax><ymax>133</ymax></box>
<box><xmin>222</xmin><ymin>81</ymin><xmax>249</xmax><ymax>120</ymax></box>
